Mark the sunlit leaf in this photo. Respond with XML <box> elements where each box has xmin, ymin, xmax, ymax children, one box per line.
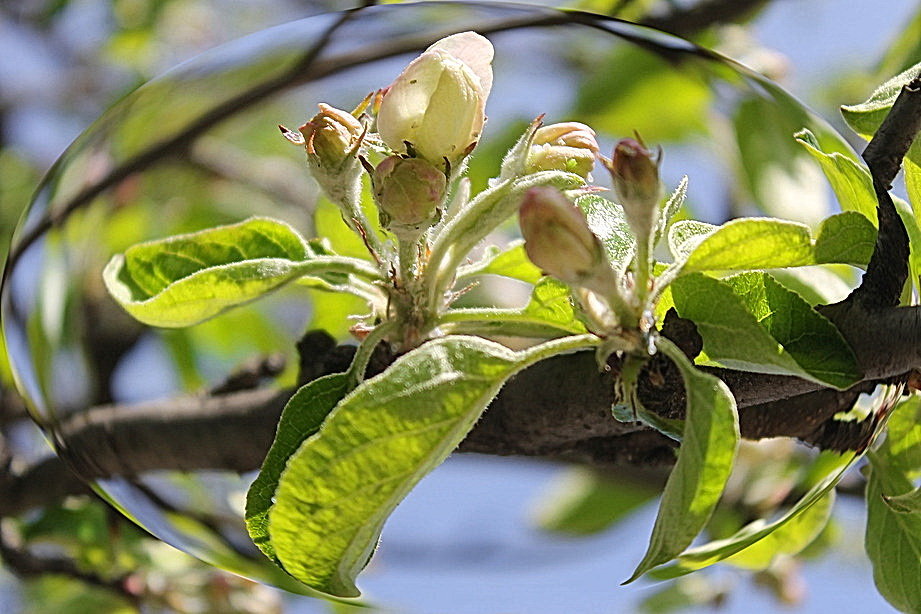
<box><xmin>458</xmin><ymin>240</ymin><xmax>543</xmax><ymax>284</ymax></box>
<box><xmin>866</xmin><ymin>451</ymin><xmax>921</xmax><ymax>613</ymax></box>
<box><xmin>440</xmin><ymin>277</ymin><xmax>586</xmax><ymax>338</ymax></box>
<box><xmin>796</xmin><ymin>129</ymin><xmax>878</xmax><ymax>223</ymax></box>
<box><xmin>626</xmin><ymin>338</ymin><xmax>738</xmax><ymax>582</ymax></box>
<box><xmin>652</xmin><ymin>451</ymin><xmax>857</xmax><ymax>579</ymax></box>
<box><xmin>884</xmin><ymin>487</ymin><xmax>921</xmax><ymax>514</ymax></box>
<box><xmin>576</xmin><ymin>193</ymin><xmax>634</xmax><ymax>270</ymax></box>
<box><xmin>104</xmin><ymin>217</ymin><xmax>379</xmax><ymax>327</ymax></box>
<box><xmin>267</xmin><ymin>335</ymin><xmax>596</xmax><ymax>596</ymax></box>
<box><xmin>246</xmin><ymin>373</ymin><xmax>350</xmax><ymax>563</ymax></box>
<box><xmin>671</xmin><ymin>272</ymin><xmax>861</xmax><ymax>389</ymax></box>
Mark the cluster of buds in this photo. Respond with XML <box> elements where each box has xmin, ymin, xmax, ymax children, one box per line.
<box><xmin>525</xmin><ymin>122</ymin><xmax>599</xmax><ymax>180</ymax></box>
<box><xmin>370</xmin><ymin>31</ymin><xmax>493</xmax><ymax>237</ymax></box>
<box><xmin>602</xmin><ymin>137</ymin><xmax>663</xmax><ymax>245</ymax></box>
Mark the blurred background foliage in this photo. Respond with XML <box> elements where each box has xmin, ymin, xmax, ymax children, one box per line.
<box><xmin>0</xmin><ymin>0</ymin><xmax>919</xmax><ymax>612</ymax></box>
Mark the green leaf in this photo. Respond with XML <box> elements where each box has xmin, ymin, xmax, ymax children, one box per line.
<box><xmin>457</xmin><ymin>241</ymin><xmax>543</xmax><ymax>284</ymax></box>
<box><xmin>575</xmin><ymin>193</ymin><xmax>634</xmax><ymax>270</ymax></box>
<box><xmin>681</xmin><ymin>218</ymin><xmax>815</xmax><ymax>272</ymax></box>
<box><xmin>882</xmin><ymin>395</ymin><xmax>921</xmax><ymax>475</ymax></box>
<box><xmin>534</xmin><ymin>468</ymin><xmax>658</xmax><ymax>536</ymax></box>
<box><xmin>654</xmin><ymin>176</ymin><xmax>689</xmax><ymax>247</ymax></box>
<box><xmin>671</xmin><ymin>272</ymin><xmax>861</xmax><ymax>388</ymax></box>
<box><xmin>666</xmin><ymin>212</ymin><xmax>875</xmax><ymax>276</ymax></box>
<box><xmin>439</xmin><ymin>277</ymin><xmax>586</xmax><ymax>338</ymax></box>
<box><xmin>723</xmin><ymin>490</ymin><xmax>834</xmax><ymax>570</ymax></box>
<box><xmin>626</xmin><ymin>338</ymin><xmax>738</xmax><ymax>582</ymax></box>
<box><xmin>906</xmin><ymin>141</ymin><xmax>921</xmax><ymax>217</ymax></box>
<box><xmin>733</xmin><ymin>96</ymin><xmax>830</xmax><ymax>224</ymax></box>
<box><xmin>667</xmin><ymin>220</ymin><xmax>715</xmax><ymax>262</ymax></box>
<box><xmin>866</xmin><ymin>451</ymin><xmax>921</xmax><ymax>613</ymax></box>
<box><xmin>796</xmin><ymin>129</ymin><xmax>878</xmax><ymax>223</ymax></box>
<box><xmin>841</xmin><ymin>60</ymin><xmax>921</xmax><ymax>141</ymax></box>
<box><xmin>653</xmin><ymin>451</ymin><xmax>857</xmax><ymax>579</ymax></box>
<box><xmin>813</xmin><ymin>211</ymin><xmax>877</xmax><ymax>267</ymax></box>
<box><xmin>884</xmin><ymin>487</ymin><xmax>921</xmax><ymax>514</ymax></box>
<box><xmin>104</xmin><ymin>217</ymin><xmax>380</xmax><ymax>327</ymax></box>
<box><xmin>267</xmin><ymin>335</ymin><xmax>597</xmax><ymax>596</ymax></box>
<box><xmin>246</xmin><ymin>373</ymin><xmax>350</xmax><ymax>563</ymax></box>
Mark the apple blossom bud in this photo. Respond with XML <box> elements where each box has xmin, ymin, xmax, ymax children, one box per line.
<box><xmin>372</xmin><ymin>155</ymin><xmax>446</xmax><ymax>235</ymax></box>
<box><xmin>526</xmin><ymin>122</ymin><xmax>599</xmax><ymax>179</ymax></box>
<box><xmin>377</xmin><ymin>32</ymin><xmax>493</xmax><ymax>170</ymax></box>
<box><xmin>604</xmin><ymin>138</ymin><xmax>663</xmax><ymax>242</ymax></box>
<box><xmin>298</xmin><ymin>103</ymin><xmax>364</xmax><ymax>170</ymax></box>
<box><xmin>519</xmin><ymin>186</ymin><xmax>607</xmax><ymax>287</ymax></box>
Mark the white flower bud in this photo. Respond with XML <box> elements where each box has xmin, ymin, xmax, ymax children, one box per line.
<box><xmin>377</xmin><ymin>32</ymin><xmax>493</xmax><ymax>170</ymax></box>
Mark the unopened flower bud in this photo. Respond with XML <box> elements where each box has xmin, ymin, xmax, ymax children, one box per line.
<box><xmin>298</xmin><ymin>103</ymin><xmax>364</xmax><ymax>170</ymax></box>
<box><xmin>377</xmin><ymin>32</ymin><xmax>493</xmax><ymax>170</ymax></box>
<box><xmin>604</xmin><ymin>138</ymin><xmax>663</xmax><ymax>242</ymax></box>
<box><xmin>526</xmin><ymin>122</ymin><xmax>599</xmax><ymax>179</ymax></box>
<box><xmin>519</xmin><ymin>186</ymin><xmax>608</xmax><ymax>287</ymax></box>
<box><xmin>372</xmin><ymin>155</ymin><xmax>446</xmax><ymax>235</ymax></box>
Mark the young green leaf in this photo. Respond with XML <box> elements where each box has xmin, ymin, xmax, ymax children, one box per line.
<box><xmin>813</xmin><ymin>211</ymin><xmax>877</xmax><ymax>267</ymax></box>
<box><xmin>722</xmin><ymin>490</ymin><xmax>834</xmax><ymax>570</ymax></box>
<box><xmin>796</xmin><ymin>129</ymin><xmax>878</xmax><ymax>223</ymax></box>
<box><xmin>661</xmin><ymin>211</ymin><xmax>875</xmax><ymax>292</ymax></box>
<box><xmin>104</xmin><ymin>217</ymin><xmax>381</xmax><ymax>327</ymax></box>
<box><xmin>883</xmin><ymin>395</ymin><xmax>921</xmax><ymax>474</ymax></box>
<box><xmin>671</xmin><ymin>272</ymin><xmax>861</xmax><ymax>389</ymax></box>
<box><xmin>865</xmin><ymin>452</ymin><xmax>921</xmax><ymax>613</ymax></box>
<box><xmin>667</xmin><ymin>220</ymin><xmax>714</xmax><ymax>262</ymax></box>
<box><xmin>652</xmin><ymin>451</ymin><xmax>857</xmax><ymax>579</ymax></box>
<box><xmin>680</xmin><ymin>218</ymin><xmax>814</xmax><ymax>272</ymax></box>
<box><xmin>840</xmin><ymin>60</ymin><xmax>921</xmax><ymax>141</ymax></box>
<box><xmin>575</xmin><ymin>193</ymin><xmax>634</xmax><ymax>271</ymax></box>
<box><xmin>655</xmin><ymin>175</ymin><xmax>689</xmax><ymax>246</ymax></box>
<box><xmin>267</xmin><ymin>335</ymin><xmax>597</xmax><ymax>596</ymax></box>
<box><xmin>439</xmin><ymin>277</ymin><xmax>587</xmax><ymax>338</ymax></box>
<box><xmin>884</xmin><ymin>486</ymin><xmax>921</xmax><ymax>514</ymax></box>
<box><xmin>456</xmin><ymin>240</ymin><xmax>543</xmax><ymax>284</ymax></box>
<box><xmin>625</xmin><ymin>338</ymin><xmax>739</xmax><ymax>582</ymax></box>
<box><xmin>246</xmin><ymin>373</ymin><xmax>350</xmax><ymax>563</ymax></box>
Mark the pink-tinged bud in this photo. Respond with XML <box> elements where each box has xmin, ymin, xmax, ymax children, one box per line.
<box><xmin>298</xmin><ymin>103</ymin><xmax>364</xmax><ymax>169</ymax></box>
<box><xmin>377</xmin><ymin>32</ymin><xmax>493</xmax><ymax>170</ymax></box>
<box><xmin>526</xmin><ymin>122</ymin><xmax>599</xmax><ymax>179</ymax></box>
<box><xmin>604</xmin><ymin>138</ymin><xmax>663</xmax><ymax>241</ymax></box>
<box><xmin>372</xmin><ymin>155</ymin><xmax>446</xmax><ymax>234</ymax></box>
<box><xmin>519</xmin><ymin>186</ymin><xmax>606</xmax><ymax>286</ymax></box>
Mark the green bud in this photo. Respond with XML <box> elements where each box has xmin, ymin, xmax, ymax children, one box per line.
<box><xmin>526</xmin><ymin>122</ymin><xmax>598</xmax><ymax>179</ymax></box>
<box><xmin>299</xmin><ymin>103</ymin><xmax>364</xmax><ymax>170</ymax></box>
<box><xmin>372</xmin><ymin>155</ymin><xmax>446</xmax><ymax>236</ymax></box>
<box><xmin>518</xmin><ymin>186</ymin><xmax>608</xmax><ymax>287</ymax></box>
<box><xmin>603</xmin><ymin>138</ymin><xmax>663</xmax><ymax>242</ymax></box>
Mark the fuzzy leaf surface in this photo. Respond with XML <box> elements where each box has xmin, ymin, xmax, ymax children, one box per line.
<box><xmin>267</xmin><ymin>336</ymin><xmax>531</xmax><ymax>597</ymax></box>
<box><xmin>626</xmin><ymin>339</ymin><xmax>738</xmax><ymax>582</ymax></box>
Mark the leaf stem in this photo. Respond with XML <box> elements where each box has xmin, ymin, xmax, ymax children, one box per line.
<box><xmin>346</xmin><ymin>321</ymin><xmax>397</xmax><ymax>387</ymax></box>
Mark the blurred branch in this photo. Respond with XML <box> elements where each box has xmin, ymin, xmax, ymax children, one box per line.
<box><xmin>0</xmin><ymin>520</ymin><xmax>139</xmax><ymax>606</ymax></box>
<box><xmin>640</xmin><ymin>0</ymin><xmax>771</xmax><ymax>37</ymax></box>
